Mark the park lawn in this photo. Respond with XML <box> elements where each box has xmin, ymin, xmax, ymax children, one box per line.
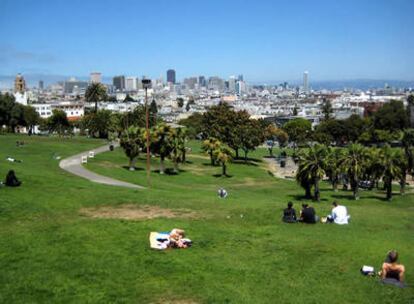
<box><xmin>0</xmin><ymin>134</ymin><xmax>413</xmax><ymax>303</ymax></box>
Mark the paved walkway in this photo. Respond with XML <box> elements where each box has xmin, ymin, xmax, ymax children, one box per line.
<box><xmin>59</xmin><ymin>143</ymin><xmax>144</xmax><ymax>189</ymax></box>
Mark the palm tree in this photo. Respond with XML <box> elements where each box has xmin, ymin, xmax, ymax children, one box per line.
<box><xmin>120</xmin><ymin>126</ymin><xmax>146</xmax><ymax>170</ymax></box>
<box><xmin>324</xmin><ymin>147</ymin><xmax>344</xmax><ymax>191</ymax></box>
<box><xmin>379</xmin><ymin>146</ymin><xmax>404</xmax><ymax>200</ymax></box>
<box><xmin>402</xmin><ymin>129</ymin><xmax>414</xmax><ymax>184</ymax></box>
<box><xmin>85</xmin><ymin>83</ymin><xmax>108</xmax><ymax>113</ymax></box>
<box><xmin>151</xmin><ymin>124</ymin><xmax>174</xmax><ymax>174</ymax></box>
<box><xmin>213</xmin><ymin>146</ymin><xmax>233</xmax><ymax>176</ymax></box>
<box><xmin>363</xmin><ymin>148</ymin><xmax>383</xmax><ymax>190</ymax></box>
<box><xmin>202</xmin><ymin>137</ymin><xmax>221</xmax><ymax>166</ymax></box>
<box><xmin>177</xmin><ymin>128</ymin><xmax>188</xmax><ymax>163</ymax></box>
<box><xmin>340</xmin><ymin>143</ymin><xmax>368</xmax><ymax>200</ymax></box>
<box><xmin>170</xmin><ymin>128</ymin><xmax>187</xmax><ymax>173</ymax></box>
<box><xmin>295</xmin><ymin>167</ymin><xmax>313</xmax><ymax>199</ymax></box>
<box><xmin>296</xmin><ymin>144</ymin><xmax>328</xmax><ymax>201</ymax></box>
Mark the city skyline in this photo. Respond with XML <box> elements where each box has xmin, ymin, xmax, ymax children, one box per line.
<box><xmin>1</xmin><ymin>0</ymin><xmax>413</xmax><ymax>81</ymax></box>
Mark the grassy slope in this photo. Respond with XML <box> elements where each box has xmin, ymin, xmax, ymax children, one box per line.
<box><xmin>0</xmin><ymin>135</ymin><xmax>413</xmax><ymax>303</ymax></box>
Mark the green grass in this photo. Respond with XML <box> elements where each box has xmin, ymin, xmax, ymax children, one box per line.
<box><xmin>0</xmin><ymin>134</ymin><xmax>413</xmax><ymax>303</ymax></box>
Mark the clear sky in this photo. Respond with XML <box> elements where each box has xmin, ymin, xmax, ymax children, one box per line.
<box><xmin>0</xmin><ymin>0</ymin><xmax>413</xmax><ymax>82</ymax></box>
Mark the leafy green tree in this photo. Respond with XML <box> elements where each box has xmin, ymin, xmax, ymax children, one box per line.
<box><xmin>373</xmin><ymin>100</ymin><xmax>408</xmax><ymax>131</ymax></box>
<box><xmin>407</xmin><ymin>95</ymin><xmax>414</xmax><ymax>127</ymax></box>
<box><xmin>23</xmin><ymin>106</ymin><xmax>40</xmax><ymax>135</ymax></box>
<box><xmin>120</xmin><ymin>126</ymin><xmax>146</xmax><ymax>170</ymax></box>
<box><xmin>47</xmin><ymin>109</ymin><xmax>72</xmax><ymax>136</ymax></box>
<box><xmin>202</xmin><ymin>137</ymin><xmax>221</xmax><ymax>166</ymax></box>
<box><xmin>345</xmin><ymin>115</ymin><xmax>370</xmax><ymax>142</ymax></box>
<box><xmin>321</xmin><ymin>98</ymin><xmax>333</xmax><ymax>120</ymax></box>
<box><xmin>296</xmin><ymin>144</ymin><xmax>328</xmax><ymax>201</ymax></box>
<box><xmin>9</xmin><ymin>103</ymin><xmax>25</xmax><ymax>133</ymax></box>
<box><xmin>176</xmin><ymin>98</ymin><xmax>184</xmax><ymax>108</ymax></box>
<box><xmin>264</xmin><ymin>124</ymin><xmax>288</xmax><ymax>156</ymax></box>
<box><xmin>283</xmin><ymin>118</ymin><xmax>312</xmax><ymax>147</ymax></box>
<box><xmin>340</xmin><ymin>143</ymin><xmax>369</xmax><ymax>200</ymax></box>
<box><xmin>213</xmin><ymin>145</ymin><xmax>233</xmax><ymax>176</ymax></box>
<box><xmin>314</xmin><ymin>119</ymin><xmax>348</xmax><ymax>145</ymax></box>
<box><xmin>0</xmin><ymin>93</ymin><xmax>15</xmax><ymax>131</ymax></box>
<box><xmin>401</xmin><ymin>129</ymin><xmax>414</xmax><ymax>191</ymax></box>
<box><xmin>239</xmin><ymin>119</ymin><xmax>263</xmax><ymax>162</ymax></box>
<box><xmin>179</xmin><ymin>113</ymin><xmax>203</xmax><ymax>139</ymax></box>
<box><xmin>81</xmin><ymin>110</ymin><xmax>113</xmax><ymax>138</ymax></box>
<box><xmin>85</xmin><ymin>83</ymin><xmax>108</xmax><ymax>113</ymax></box>
<box><xmin>151</xmin><ymin>124</ymin><xmax>174</xmax><ymax>174</ymax></box>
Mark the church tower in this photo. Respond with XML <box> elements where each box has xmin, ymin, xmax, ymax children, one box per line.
<box><xmin>14</xmin><ymin>73</ymin><xmax>26</xmax><ymax>93</ymax></box>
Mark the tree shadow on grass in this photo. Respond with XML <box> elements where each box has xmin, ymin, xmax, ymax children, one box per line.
<box><xmin>122</xmin><ymin>166</ymin><xmax>145</xmax><ymax>171</ymax></box>
<box><xmin>212</xmin><ymin>173</ymin><xmax>233</xmax><ymax>178</ymax></box>
<box><xmin>232</xmin><ymin>160</ymin><xmax>259</xmax><ymax>167</ymax></box>
<box><xmin>152</xmin><ymin>168</ymin><xmax>188</xmax><ymax>175</ymax></box>
<box><xmin>288</xmin><ymin>194</ymin><xmax>329</xmax><ymax>202</ymax></box>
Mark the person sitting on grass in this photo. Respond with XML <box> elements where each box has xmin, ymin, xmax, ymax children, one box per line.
<box><xmin>327</xmin><ymin>201</ymin><xmax>350</xmax><ymax>225</ymax></box>
<box><xmin>282</xmin><ymin>201</ymin><xmax>297</xmax><ymax>223</ymax></box>
<box><xmin>299</xmin><ymin>204</ymin><xmax>318</xmax><ymax>223</ymax></box>
<box><xmin>379</xmin><ymin>250</ymin><xmax>405</xmax><ymax>284</ymax></box>
<box><xmin>5</xmin><ymin>170</ymin><xmax>21</xmax><ymax>187</ymax></box>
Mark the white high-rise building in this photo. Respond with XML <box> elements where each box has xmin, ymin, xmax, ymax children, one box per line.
<box><xmin>229</xmin><ymin>76</ymin><xmax>236</xmax><ymax>93</ymax></box>
<box><xmin>303</xmin><ymin>71</ymin><xmax>309</xmax><ymax>93</ymax></box>
<box><xmin>90</xmin><ymin>72</ymin><xmax>102</xmax><ymax>83</ymax></box>
<box><xmin>125</xmin><ymin>76</ymin><xmax>138</xmax><ymax>91</ymax></box>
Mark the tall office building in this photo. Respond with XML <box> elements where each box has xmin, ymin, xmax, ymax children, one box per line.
<box><xmin>90</xmin><ymin>72</ymin><xmax>102</xmax><ymax>83</ymax></box>
<box><xmin>125</xmin><ymin>76</ymin><xmax>138</xmax><ymax>91</ymax></box>
<box><xmin>198</xmin><ymin>76</ymin><xmax>206</xmax><ymax>87</ymax></box>
<box><xmin>38</xmin><ymin>80</ymin><xmax>44</xmax><ymax>90</ymax></box>
<box><xmin>167</xmin><ymin>69</ymin><xmax>176</xmax><ymax>84</ymax></box>
<box><xmin>183</xmin><ymin>77</ymin><xmax>198</xmax><ymax>89</ymax></box>
<box><xmin>238</xmin><ymin>74</ymin><xmax>244</xmax><ymax>81</ymax></box>
<box><xmin>303</xmin><ymin>71</ymin><xmax>309</xmax><ymax>93</ymax></box>
<box><xmin>64</xmin><ymin>77</ymin><xmax>88</xmax><ymax>94</ymax></box>
<box><xmin>14</xmin><ymin>73</ymin><xmax>26</xmax><ymax>93</ymax></box>
<box><xmin>228</xmin><ymin>76</ymin><xmax>236</xmax><ymax>92</ymax></box>
<box><xmin>113</xmin><ymin>75</ymin><xmax>125</xmax><ymax>91</ymax></box>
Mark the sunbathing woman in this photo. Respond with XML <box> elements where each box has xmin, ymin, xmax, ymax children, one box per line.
<box><xmin>169</xmin><ymin>228</ymin><xmax>190</xmax><ymax>248</ymax></box>
<box><xmin>380</xmin><ymin>250</ymin><xmax>405</xmax><ymax>282</ymax></box>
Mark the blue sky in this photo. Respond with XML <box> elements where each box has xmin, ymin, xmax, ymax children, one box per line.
<box><xmin>0</xmin><ymin>0</ymin><xmax>413</xmax><ymax>82</ymax></box>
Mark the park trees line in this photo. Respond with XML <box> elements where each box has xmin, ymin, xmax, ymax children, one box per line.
<box><xmin>295</xmin><ymin>130</ymin><xmax>414</xmax><ymax>201</ymax></box>
<box><xmin>0</xmin><ymin>93</ymin><xmax>40</xmax><ymax>135</ymax></box>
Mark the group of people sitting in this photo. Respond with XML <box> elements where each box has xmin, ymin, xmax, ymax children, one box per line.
<box><xmin>282</xmin><ymin>201</ymin><xmax>350</xmax><ymax>224</ymax></box>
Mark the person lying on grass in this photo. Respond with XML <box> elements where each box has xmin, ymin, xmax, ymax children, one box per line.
<box><xmin>169</xmin><ymin>228</ymin><xmax>192</xmax><ymax>248</ymax></box>
<box><xmin>379</xmin><ymin>250</ymin><xmax>405</xmax><ymax>283</ymax></box>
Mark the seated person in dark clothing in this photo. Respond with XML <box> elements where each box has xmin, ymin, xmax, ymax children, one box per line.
<box><xmin>299</xmin><ymin>204</ymin><xmax>318</xmax><ymax>223</ymax></box>
<box><xmin>380</xmin><ymin>250</ymin><xmax>405</xmax><ymax>283</ymax></box>
<box><xmin>5</xmin><ymin>170</ymin><xmax>21</xmax><ymax>187</ymax></box>
<box><xmin>282</xmin><ymin>201</ymin><xmax>297</xmax><ymax>223</ymax></box>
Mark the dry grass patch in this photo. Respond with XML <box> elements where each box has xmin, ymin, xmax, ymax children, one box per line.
<box><xmin>80</xmin><ymin>204</ymin><xmax>199</xmax><ymax>220</ymax></box>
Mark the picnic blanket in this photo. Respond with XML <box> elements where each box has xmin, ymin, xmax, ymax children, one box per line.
<box><xmin>149</xmin><ymin>232</ymin><xmax>170</xmax><ymax>250</ymax></box>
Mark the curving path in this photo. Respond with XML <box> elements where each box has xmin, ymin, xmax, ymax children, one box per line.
<box><xmin>59</xmin><ymin>143</ymin><xmax>144</xmax><ymax>189</ymax></box>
